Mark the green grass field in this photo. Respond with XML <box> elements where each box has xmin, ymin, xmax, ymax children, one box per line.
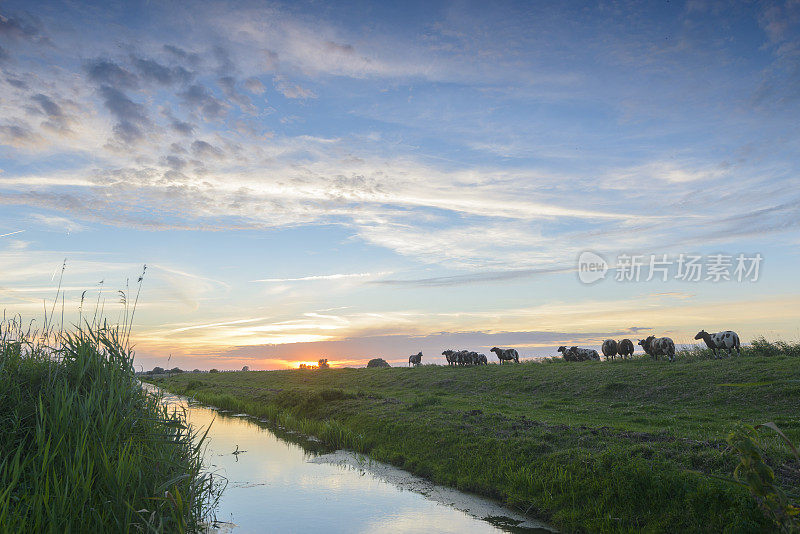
<box><xmin>0</xmin><ymin>322</ymin><xmax>217</xmax><ymax>533</ymax></box>
<box><xmin>150</xmin><ymin>342</ymin><xmax>800</xmax><ymax>533</ymax></box>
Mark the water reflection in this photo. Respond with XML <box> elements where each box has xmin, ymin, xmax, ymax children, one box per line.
<box><xmin>155</xmin><ymin>388</ymin><xmax>553</xmax><ymax>533</ymax></box>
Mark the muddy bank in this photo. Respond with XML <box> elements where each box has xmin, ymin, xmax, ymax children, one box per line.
<box><xmin>310</xmin><ymin>450</ymin><xmax>554</xmax><ymax>533</ymax></box>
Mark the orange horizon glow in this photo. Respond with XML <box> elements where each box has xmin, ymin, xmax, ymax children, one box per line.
<box><xmin>122</xmin><ymin>291</ymin><xmax>800</xmax><ymax>371</ymax></box>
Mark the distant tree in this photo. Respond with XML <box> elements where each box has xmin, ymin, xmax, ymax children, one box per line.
<box><xmin>366</xmin><ymin>358</ymin><xmax>390</xmax><ymax>368</ymax></box>
<box><xmin>192</xmin><ymin>369</ymin><xmax>201</xmax><ymax>373</ymax></box>
<box><xmin>169</xmin><ymin>367</ymin><xmax>183</xmax><ymax>374</ymax></box>
<box><xmin>318</xmin><ymin>358</ymin><xmax>330</xmax><ymax>369</ymax></box>
<box><xmin>151</xmin><ymin>366</ymin><xmax>165</xmax><ymax>375</ymax></box>
<box><xmin>209</xmin><ymin>368</ymin><xmax>219</xmax><ymax>373</ymax></box>
<box><xmin>242</xmin><ymin>365</ymin><xmax>249</xmax><ymax>372</ymax></box>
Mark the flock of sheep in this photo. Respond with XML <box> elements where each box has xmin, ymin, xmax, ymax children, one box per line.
<box><xmin>406</xmin><ymin>329</ymin><xmax>742</xmax><ymax>366</ymax></box>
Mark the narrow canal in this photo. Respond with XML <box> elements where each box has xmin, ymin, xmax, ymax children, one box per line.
<box><xmin>154</xmin><ymin>388</ymin><xmax>554</xmax><ymax>533</ymax></box>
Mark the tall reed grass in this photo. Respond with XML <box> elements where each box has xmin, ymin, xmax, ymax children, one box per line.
<box><xmin>0</xmin><ymin>274</ymin><xmax>218</xmax><ymax>532</ymax></box>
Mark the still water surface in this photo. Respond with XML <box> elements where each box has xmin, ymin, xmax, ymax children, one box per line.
<box><xmin>156</xmin><ymin>388</ymin><xmax>553</xmax><ymax>534</ymax></box>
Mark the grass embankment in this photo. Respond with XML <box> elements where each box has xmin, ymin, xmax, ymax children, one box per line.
<box><xmin>150</xmin><ymin>342</ymin><xmax>800</xmax><ymax>533</ymax></box>
<box><xmin>0</xmin><ymin>322</ymin><xmax>216</xmax><ymax>533</ymax></box>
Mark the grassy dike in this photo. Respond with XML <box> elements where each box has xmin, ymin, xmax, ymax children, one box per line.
<box><xmin>149</xmin><ymin>342</ymin><xmax>800</xmax><ymax>533</ymax></box>
<box><xmin>0</xmin><ymin>324</ymin><xmax>216</xmax><ymax>533</ymax></box>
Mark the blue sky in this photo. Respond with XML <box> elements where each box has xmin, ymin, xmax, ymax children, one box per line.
<box><xmin>1</xmin><ymin>0</ymin><xmax>799</xmax><ymax>369</ymax></box>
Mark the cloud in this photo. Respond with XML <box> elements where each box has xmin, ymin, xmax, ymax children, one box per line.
<box><xmin>178</xmin><ymin>83</ymin><xmax>228</xmax><ymax>119</ymax></box>
<box><xmin>218</xmin><ymin>329</ymin><xmax>621</xmax><ymax>367</ymax></box>
<box><xmin>0</xmin><ymin>230</ymin><xmax>24</xmax><ymax>238</ymax></box>
<box><xmin>610</xmin><ymin>160</ymin><xmax>728</xmax><ymax>185</ymax></box>
<box><xmin>163</xmin><ymin>155</ymin><xmax>186</xmax><ymax>170</ymax></box>
<box><xmin>750</xmin><ymin>1</ymin><xmax>800</xmax><ymax>108</ymax></box>
<box><xmin>212</xmin><ymin>45</ymin><xmax>235</xmax><ymax>76</ymax></box>
<box><xmin>190</xmin><ymin>139</ymin><xmax>224</xmax><ymax>159</ymax></box>
<box><xmin>131</xmin><ymin>56</ymin><xmax>193</xmax><ymax>86</ymax></box>
<box><xmin>0</xmin><ymin>121</ymin><xmax>42</xmax><ymax>147</ymax></box>
<box><xmin>203</xmin><ymin>290</ymin><xmax>800</xmax><ymax>367</ymax></box>
<box><xmin>2</xmin><ymin>146</ymin><xmax>795</xmax><ymax>271</ymax></box>
<box><xmin>163</xmin><ymin>44</ymin><xmax>200</xmax><ymax>65</ymax></box>
<box><xmin>30</xmin><ymin>93</ymin><xmax>73</xmax><ymax>133</ymax></box>
<box><xmin>252</xmin><ymin>271</ymin><xmax>392</xmax><ymax>283</ymax></box>
<box><xmin>325</xmin><ymin>41</ymin><xmax>355</xmax><ymax>54</ymax></box>
<box><xmin>217</xmin><ymin>76</ymin><xmax>255</xmax><ymax>111</ymax></box>
<box><xmin>30</xmin><ymin>214</ymin><xmax>87</xmax><ymax>233</ymax></box>
<box><xmin>170</xmin><ymin>118</ymin><xmax>194</xmax><ymax>135</ymax></box>
<box><xmin>0</xmin><ymin>11</ymin><xmax>48</xmax><ymax>45</ymax></box>
<box><xmin>1</xmin><ymin>0</ymin><xmax>799</xmax><ymax>279</ymax></box>
<box><xmin>5</xmin><ymin>239</ymin><xmax>30</xmax><ymax>250</ymax></box>
<box><xmin>166</xmin><ymin>317</ymin><xmax>269</xmax><ymax>334</ymax></box>
<box><xmin>98</xmin><ymin>85</ymin><xmax>150</xmax><ymax>144</ymax></box>
<box><xmin>373</xmin><ymin>266</ymin><xmax>573</xmax><ymax>287</ymax></box>
<box><xmin>85</xmin><ymin>59</ymin><xmax>138</xmax><ymax>89</ymax></box>
<box><xmin>758</xmin><ymin>1</ymin><xmax>800</xmax><ymax>44</ymax></box>
<box><xmin>244</xmin><ymin>77</ymin><xmax>266</xmax><ymax>94</ymax></box>
<box><xmin>5</xmin><ymin>76</ymin><xmax>27</xmax><ymax>89</ymax></box>
<box><xmin>273</xmin><ymin>75</ymin><xmax>316</xmax><ymax>99</ymax></box>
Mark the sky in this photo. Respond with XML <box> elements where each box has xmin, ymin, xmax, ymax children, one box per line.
<box><xmin>1</xmin><ymin>0</ymin><xmax>799</xmax><ymax>370</ymax></box>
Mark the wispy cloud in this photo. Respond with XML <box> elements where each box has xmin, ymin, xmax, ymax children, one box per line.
<box><xmin>252</xmin><ymin>271</ymin><xmax>392</xmax><ymax>283</ymax></box>
<box><xmin>373</xmin><ymin>266</ymin><xmax>574</xmax><ymax>287</ymax></box>
<box><xmin>30</xmin><ymin>214</ymin><xmax>87</xmax><ymax>233</ymax></box>
<box><xmin>0</xmin><ymin>230</ymin><xmax>24</xmax><ymax>238</ymax></box>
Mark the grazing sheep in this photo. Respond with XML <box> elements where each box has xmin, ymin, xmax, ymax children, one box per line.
<box><xmin>557</xmin><ymin>346</ymin><xmax>599</xmax><ymax>361</ymax></box>
<box><xmin>576</xmin><ymin>347</ymin><xmax>601</xmax><ymax>361</ymax></box>
<box><xmin>408</xmin><ymin>351</ymin><xmax>422</xmax><ymax>367</ymax></box>
<box><xmin>557</xmin><ymin>346</ymin><xmax>576</xmax><ymax>361</ymax></box>
<box><xmin>618</xmin><ymin>339</ymin><xmax>634</xmax><ymax>359</ymax></box>
<box><xmin>638</xmin><ymin>336</ymin><xmax>675</xmax><ymax>362</ymax></box>
<box><xmin>441</xmin><ymin>350</ymin><xmax>488</xmax><ymax>366</ymax></box>
<box><xmin>637</xmin><ymin>338</ymin><xmax>654</xmax><ymax>357</ymax></box>
<box><xmin>602</xmin><ymin>339</ymin><xmax>619</xmax><ymax>360</ymax></box>
<box><xmin>443</xmin><ymin>349</ymin><xmax>472</xmax><ymax>366</ymax></box>
<box><xmin>490</xmin><ymin>347</ymin><xmax>519</xmax><ymax>364</ymax></box>
<box><xmin>694</xmin><ymin>330</ymin><xmax>741</xmax><ymax>358</ymax></box>
<box><xmin>460</xmin><ymin>350</ymin><xmax>484</xmax><ymax>366</ymax></box>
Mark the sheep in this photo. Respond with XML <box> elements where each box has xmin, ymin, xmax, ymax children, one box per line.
<box><xmin>557</xmin><ymin>346</ymin><xmax>599</xmax><ymax>361</ymax></box>
<box><xmin>602</xmin><ymin>339</ymin><xmax>619</xmax><ymax>360</ymax></box>
<box><xmin>490</xmin><ymin>347</ymin><xmax>519</xmax><ymax>364</ymax></box>
<box><xmin>466</xmin><ymin>351</ymin><xmax>488</xmax><ymax>365</ymax></box>
<box><xmin>618</xmin><ymin>338</ymin><xmax>634</xmax><ymax>359</ymax></box>
<box><xmin>443</xmin><ymin>349</ymin><xmax>473</xmax><ymax>366</ymax></box>
<box><xmin>461</xmin><ymin>350</ymin><xmax>485</xmax><ymax>366</ymax></box>
<box><xmin>638</xmin><ymin>336</ymin><xmax>675</xmax><ymax>362</ymax></box>
<box><xmin>694</xmin><ymin>330</ymin><xmax>740</xmax><ymax>358</ymax></box>
<box><xmin>577</xmin><ymin>347</ymin><xmax>601</xmax><ymax>361</ymax></box>
<box><xmin>408</xmin><ymin>351</ymin><xmax>422</xmax><ymax>367</ymax></box>
<box><xmin>637</xmin><ymin>337</ymin><xmax>654</xmax><ymax>358</ymax></box>
<box><xmin>557</xmin><ymin>346</ymin><xmax>576</xmax><ymax>361</ymax></box>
